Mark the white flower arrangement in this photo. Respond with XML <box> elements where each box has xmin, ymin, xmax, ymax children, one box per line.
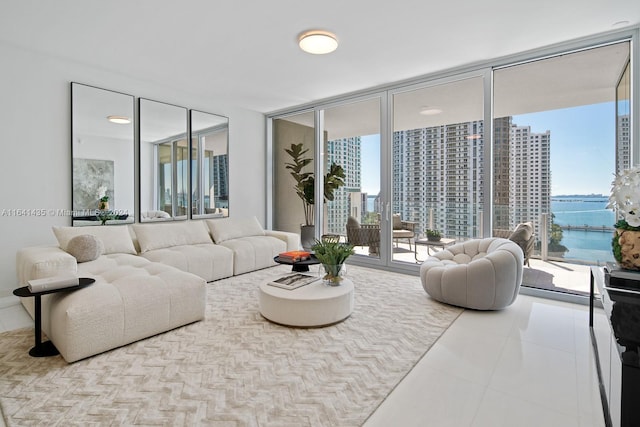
<box><xmin>608</xmin><ymin>166</ymin><xmax>640</xmax><ymax>228</ymax></box>
<box><xmin>97</xmin><ymin>186</ymin><xmax>109</xmax><ymax>202</ymax></box>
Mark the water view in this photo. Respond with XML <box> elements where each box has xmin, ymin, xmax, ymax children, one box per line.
<box><xmin>552</xmin><ymin>195</ymin><xmax>614</xmax><ymax>263</ymax></box>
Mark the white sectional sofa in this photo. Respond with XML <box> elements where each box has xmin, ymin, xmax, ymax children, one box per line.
<box><xmin>16</xmin><ymin>216</ymin><xmax>300</xmax><ymax>363</ymax></box>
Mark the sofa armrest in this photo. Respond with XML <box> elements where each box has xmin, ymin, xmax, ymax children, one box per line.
<box><xmin>265</xmin><ymin>230</ymin><xmax>301</xmax><ymax>251</ymax></box>
<box><xmin>16</xmin><ymin>246</ymin><xmax>78</xmax><ymax>286</ymax></box>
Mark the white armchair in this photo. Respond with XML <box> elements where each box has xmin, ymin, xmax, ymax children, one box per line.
<box><xmin>420</xmin><ymin>237</ymin><xmax>523</xmax><ymax>310</ymax></box>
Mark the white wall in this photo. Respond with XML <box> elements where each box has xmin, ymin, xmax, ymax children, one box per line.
<box><xmin>0</xmin><ymin>42</ymin><xmax>266</xmax><ymax>297</ymax></box>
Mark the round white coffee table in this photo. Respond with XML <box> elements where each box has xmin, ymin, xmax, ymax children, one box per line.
<box><xmin>258</xmin><ymin>278</ymin><xmax>354</xmax><ymax>327</ymax></box>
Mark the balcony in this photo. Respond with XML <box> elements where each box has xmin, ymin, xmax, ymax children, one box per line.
<box><xmin>371</xmin><ymin>240</ymin><xmax>594</xmax><ymax>297</ymax></box>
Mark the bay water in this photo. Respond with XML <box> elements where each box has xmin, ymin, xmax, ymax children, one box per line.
<box><xmin>551</xmin><ymin>196</ymin><xmax>615</xmax><ymax>263</ymax></box>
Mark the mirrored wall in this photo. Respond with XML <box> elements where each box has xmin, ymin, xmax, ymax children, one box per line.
<box><xmin>191</xmin><ymin>110</ymin><xmax>229</xmax><ymax>219</ymax></box>
<box><xmin>71</xmin><ymin>83</ymin><xmax>135</xmax><ymax>226</ymax></box>
<box><xmin>139</xmin><ymin>98</ymin><xmax>189</xmax><ymax>222</ymax></box>
<box><xmin>71</xmin><ymin>84</ymin><xmax>230</xmax><ymax>225</ymax></box>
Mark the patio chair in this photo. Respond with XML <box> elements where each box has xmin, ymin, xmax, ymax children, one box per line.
<box><xmin>392</xmin><ymin>213</ymin><xmax>417</xmax><ymax>250</ymax></box>
<box><xmin>346</xmin><ymin>216</ymin><xmax>380</xmax><ymax>255</ymax></box>
<box><xmin>493</xmin><ymin>222</ymin><xmax>535</xmax><ymax>267</ymax></box>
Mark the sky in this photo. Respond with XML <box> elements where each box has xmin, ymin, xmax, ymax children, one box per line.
<box><xmin>358</xmin><ymin>101</ymin><xmax>617</xmax><ymax>197</ymax></box>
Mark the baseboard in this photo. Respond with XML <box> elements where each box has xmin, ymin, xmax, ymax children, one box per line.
<box><xmin>0</xmin><ymin>295</ymin><xmax>20</xmax><ymax>309</ymax></box>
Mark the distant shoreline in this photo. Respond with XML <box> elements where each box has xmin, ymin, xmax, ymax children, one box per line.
<box><xmin>552</xmin><ymin>194</ymin><xmax>606</xmax><ymax>198</ymax></box>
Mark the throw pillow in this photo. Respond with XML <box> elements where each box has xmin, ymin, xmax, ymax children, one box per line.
<box><xmin>347</xmin><ymin>216</ymin><xmax>360</xmax><ymax>228</ymax></box>
<box><xmin>392</xmin><ymin>214</ymin><xmax>403</xmax><ymax>230</ymax></box>
<box><xmin>66</xmin><ymin>234</ymin><xmax>104</xmax><ymax>262</ymax></box>
<box><xmin>206</xmin><ymin>216</ymin><xmax>266</xmax><ymax>243</ymax></box>
<box><xmin>508</xmin><ymin>222</ymin><xmax>533</xmax><ymax>245</ymax></box>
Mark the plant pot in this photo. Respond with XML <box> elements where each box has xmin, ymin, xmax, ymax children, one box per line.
<box><xmin>320</xmin><ymin>264</ymin><xmax>346</xmax><ymax>286</ymax></box>
<box><xmin>427</xmin><ymin>236</ymin><xmax>441</xmax><ymax>242</ymax></box>
<box><xmin>98</xmin><ymin>201</ymin><xmax>109</xmax><ymax>210</ymax></box>
<box><xmin>300</xmin><ymin>225</ymin><xmax>315</xmax><ymax>251</ymax></box>
<box><xmin>613</xmin><ymin>228</ymin><xmax>640</xmax><ymax>270</ymax></box>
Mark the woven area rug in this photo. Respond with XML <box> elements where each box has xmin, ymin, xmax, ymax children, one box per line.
<box><xmin>0</xmin><ymin>265</ymin><xmax>462</xmax><ymax>426</ymax></box>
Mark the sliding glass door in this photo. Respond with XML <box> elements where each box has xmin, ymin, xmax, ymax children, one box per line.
<box><xmin>493</xmin><ymin>42</ymin><xmax>630</xmax><ymax>275</ymax></box>
<box><xmin>322</xmin><ymin>97</ymin><xmax>382</xmax><ymax>260</ymax></box>
<box><xmin>269</xmin><ymin>35</ymin><xmax>634</xmax><ymax>297</ymax></box>
<box><xmin>390</xmin><ymin>76</ymin><xmax>485</xmax><ymax>264</ymax></box>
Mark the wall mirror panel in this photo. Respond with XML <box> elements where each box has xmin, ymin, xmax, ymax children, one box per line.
<box><xmin>191</xmin><ymin>110</ymin><xmax>229</xmax><ymax>219</ymax></box>
<box><xmin>139</xmin><ymin>98</ymin><xmax>188</xmax><ymax>222</ymax></box>
<box><xmin>71</xmin><ymin>83</ymin><xmax>135</xmax><ymax>226</ymax></box>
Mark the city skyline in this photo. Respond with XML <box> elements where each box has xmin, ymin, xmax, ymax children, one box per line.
<box><xmin>359</xmin><ymin>101</ymin><xmax>616</xmax><ymax>197</ymax></box>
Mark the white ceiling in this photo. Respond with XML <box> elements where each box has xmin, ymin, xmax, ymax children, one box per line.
<box><xmin>1</xmin><ymin>0</ymin><xmax>639</xmax><ymax>114</ymax></box>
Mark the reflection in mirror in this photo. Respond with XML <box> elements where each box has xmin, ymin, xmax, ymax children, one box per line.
<box><xmin>71</xmin><ymin>83</ymin><xmax>134</xmax><ymax>226</ymax></box>
<box><xmin>139</xmin><ymin>99</ymin><xmax>188</xmax><ymax>222</ymax></box>
<box><xmin>191</xmin><ymin>110</ymin><xmax>229</xmax><ymax>219</ymax></box>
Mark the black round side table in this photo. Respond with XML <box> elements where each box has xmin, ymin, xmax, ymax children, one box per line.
<box><xmin>273</xmin><ymin>254</ymin><xmax>320</xmax><ymax>272</ymax></box>
<box><xmin>13</xmin><ymin>278</ymin><xmax>95</xmax><ymax>357</ymax></box>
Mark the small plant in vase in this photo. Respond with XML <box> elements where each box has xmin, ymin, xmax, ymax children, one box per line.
<box><xmin>98</xmin><ymin>196</ymin><xmax>109</xmax><ymax>211</ymax></box>
<box><xmin>97</xmin><ymin>186</ymin><xmax>110</xmax><ymax>210</ymax></box>
<box><xmin>311</xmin><ymin>239</ymin><xmax>354</xmax><ymax>286</ymax></box>
<box><xmin>426</xmin><ymin>229</ymin><xmax>442</xmax><ymax>242</ymax></box>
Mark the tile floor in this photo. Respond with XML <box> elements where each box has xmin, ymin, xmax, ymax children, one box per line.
<box><xmin>364</xmin><ymin>295</ymin><xmax>605</xmax><ymax>427</ymax></box>
<box><xmin>0</xmin><ymin>293</ymin><xmax>605</xmax><ymax>426</ymax></box>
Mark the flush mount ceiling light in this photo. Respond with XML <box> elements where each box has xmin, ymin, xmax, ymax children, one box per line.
<box><xmin>298</xmin><ymin>30</ymin><xmax>338</xmax><ymax>54</ymax></box>
<box><xmin>612</xmin><ymin>20</ymin><xmax>630</xmax><ymax>27</ymax></box>
<box><xmin>107</xmin><ymin>115</ymin><xmax>131</xmax><ymax>124</ymax></box>
<box><xmin>419</xmin><ymin>106</ymin><xmax>442</xmax><ymax>116</ymax></box>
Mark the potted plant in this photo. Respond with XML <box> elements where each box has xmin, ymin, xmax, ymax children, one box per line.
<box><xmin>426</xmin><ymin>229</ymin><xmax>442</xmax><ymax>242</ymax></box>
<box><xmin>608</xmin><ymin>166</ymin><xmax>640</xmax><ymax>270</ymax></box>
<box><xmin>285</xmin><ymin>143</ymin><xmax>346</xmax><ymax>248</ymax></box>
<box><xmin>97</xmin><ymin>186</ymin><xmax>109</xmax><ymax>210</ymax></box>
<box><xmin>311</xmin><ymin>239</ymin><xmax>354</xmax><ymax>285</ymax></box>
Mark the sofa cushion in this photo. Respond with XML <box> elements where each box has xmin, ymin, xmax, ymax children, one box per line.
<box><xmin>132</xmin><ymin>221</ymin><xmax>212</xmax><ymax>253</ymax></box>
<box><xmin>53</xmin><ymin>225</ymin><xmax>136</xmax><ymax>255</ymax></box>
<box><xmin>140</xmin><ymin>243</ymin><xmax>234</xmax><ymax>282</ymax></box>
<box><xmin>206</xmin><ymin>217</ymin><xmax>265</xmax><ymax>243</ymax></box>
<box><xmin>66</xmin><ymin>235</ymin><xmax>104</xmax><ymax>262</ymax></box>
<box><xmin>219</xmin><ymin>235</ymin><xmax>285</xmax><ymax>275</ymax></box>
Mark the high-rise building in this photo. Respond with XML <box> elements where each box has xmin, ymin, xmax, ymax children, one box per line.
<box><xmin>326</xmin><ymin>118</ymin><xmax>551</xmax><ymax>244</ymax></box>
<box><xmin>393</xmin><ymin>121</ymin><xmax>484</xmax><ymax>239</ymax></box>
<box><xmin>392</xmin><ymin>118</ymin><xmax>550</xmax><ymax>240</ymax></box>
<box><xmin>509</xmin><ymin>124</ymin><xmax>551</xmax><ymax>238</ymax></box>
<box><xmin>617</xmin><ymin>113</ymin><xmax>630</xmax><ymax>173</ymax></box>
<box><xmin>325</xmin><ymin>136</ymin><xmax>361</xmax><ymax>234</ymax></box>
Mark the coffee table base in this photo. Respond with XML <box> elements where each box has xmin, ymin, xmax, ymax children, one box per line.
<box><xmin>259</xmin><ymin>278</ymin><xmax>354</xmax><ymax>327</ymax></box>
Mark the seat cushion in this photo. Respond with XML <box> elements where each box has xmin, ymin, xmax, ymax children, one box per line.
<box><xmin>40</xmin><ymin>254</ymin><xmax>206</xmax><ymax>363</ymax></box>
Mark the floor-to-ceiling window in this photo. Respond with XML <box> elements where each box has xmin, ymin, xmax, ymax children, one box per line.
<box><xmin>390</xmin><ymin>76</ymin><xmax>485</xmax><ymax>264</ymax></box>
<box><xmin>323</xmin><ymin>97</ymin><xmax>382</xmax><ymax>260</ymax></box>
<box><xmin>268</xmin><ymin>32</ymin><xmax>635</xmax><ymax>299</ymax></box>
<box><xmin>493</xmin><ymin>42</ymin><xmax>630</xmax><ymax>281</ymax></box>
